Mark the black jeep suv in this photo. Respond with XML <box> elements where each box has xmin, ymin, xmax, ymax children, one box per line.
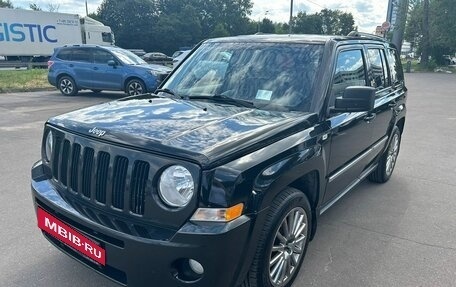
<box><xmin>31</xmin><ymin>33</ymin><xmax>406</xmax><ymax>287</ymax></box>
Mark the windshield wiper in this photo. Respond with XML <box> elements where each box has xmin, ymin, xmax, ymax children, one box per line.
<box><xmin>155</xmin><ymin>88</ymin><xmax>183</xmax><ymax>99</ymax></box>
<box><xmin>187</xmin><ymin>94</ymin><xmax>255</xmax><ymax>108</ymax></box>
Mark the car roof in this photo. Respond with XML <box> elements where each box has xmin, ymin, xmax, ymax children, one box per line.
<box><xmin>204</xmin><ymin>33</ymin><xmax>390</xmax><ymax>46</ymax></box>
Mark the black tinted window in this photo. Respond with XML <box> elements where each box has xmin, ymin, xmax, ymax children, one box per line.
<box><xmin>102</xmin><ymin>32</ymin><xmax>112</xmax><ymax>43</ymax></box>
<box><xmin>330</xmin><ymin>49</ymin><xmax>366</xmax><ymax>105</ymax></box>
<box><xmin>386</xmin><ymin>48</ymin><xmax>403</xmax><ymax>84</ymax></box>
<box><xmin>56</xmin><ymin>49</ymin><xmax>72</xmax><ymax>61</ymax></box>
<box><xmin>367</xmin><ymin>49</ymin><xmax>388</xmax><ymax>89</ymax></box>
<box><xmin>72</xmin><ymin>48</ymin><xmax>92</xmax><ymax>63</ymax></box>
<box><xmin>93</xmin><ymin>49</ymin><xmax>114</xmax><ymax>64</ymax></box>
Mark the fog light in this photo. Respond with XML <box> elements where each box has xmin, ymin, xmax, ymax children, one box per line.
<box><xmin>188</xmin><ymin>259</ymin><xmax>204</xmax><ymax>275</ymax></box>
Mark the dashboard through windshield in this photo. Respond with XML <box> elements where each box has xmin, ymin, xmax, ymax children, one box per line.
<box><xmin>163</xmin><ymin>42</ymin><xmax>324</xmax><ymax>111</ymax></box>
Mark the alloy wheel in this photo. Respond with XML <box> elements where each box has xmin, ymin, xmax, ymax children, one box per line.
<box><xmin>60</xmin><ymin>79</ymin><xmax>73</xmax><ymax>95</ymax></box>
<box><xmin>269</xmin><ymin>207</ymin><xmax>308</xmax><ymax>287</ymax></box>
<box><xmin>386</xmin><ymin>133</ymin><xmax>400</xmax><ymax>176</ymax></box>
<box><xmin>128</xmin><ymin>81</ymin><xmax>143</xmax><ymax>95</ymax></box>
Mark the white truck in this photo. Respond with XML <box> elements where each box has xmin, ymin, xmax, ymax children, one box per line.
<box><xmin>0</xmin><ymin>8</ymin><xmax>114</xmax><ymax>63</ymax></box>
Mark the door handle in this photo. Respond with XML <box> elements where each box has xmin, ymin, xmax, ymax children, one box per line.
<box><xmin>364</xmin><ymin>113</ymin><xmax>376</xmax><ymax>122</ymax></box>
<box><xmin>69</xmin><ymin>64</ymin><xmax>74</xmax><ymax>67</ymax></box>
<box><xmin>93</xmin><ymin>67</ymin><xmax>98</xmax><ymax>70</ymax></box>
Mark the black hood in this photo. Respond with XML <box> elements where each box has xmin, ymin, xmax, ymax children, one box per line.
<box><xmin>48</xmin><ymin>95</ymin><xmax>317</xmax><ymax>167</ymax></box>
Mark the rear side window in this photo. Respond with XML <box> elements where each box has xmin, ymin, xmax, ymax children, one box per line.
<box><xmin>386</xmin><ymin>48</ymin><xmax>403</xmax><ymax>84</ymax></box>
<box><xmin>71</xmin><ymin>48</ymin><xmax>92</xmax><ymax>63</ymax></box>
<box><xmin>56</xmin><ymin>49</ymin><xmax>72</xmax><ymax>61</ymax></box>
<box><xmin>330</xmin><ymin>49</ymin><xmax>367</xmax><ymax>105</ymax></box>
<box><xmin>367</xmin><ymin>49</ymin><xmax>389</xmax><ymax>89</ymax></box>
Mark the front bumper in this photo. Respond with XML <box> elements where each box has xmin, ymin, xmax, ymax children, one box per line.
<box><xmin>31</xmin><ymin>161</ymin><xmax>253</xmax><ymax>287</ymax></box>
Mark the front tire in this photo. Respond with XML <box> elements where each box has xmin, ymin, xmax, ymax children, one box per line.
<box><xmin>58</xmin><ymin>76</ymin><xmax>78</xmax><ymax>96</ymax></box>
<box><xmin>242</xmin><ymin>188</ymin><xmax>312</xmax><ymax>287</ymax></box>
<box><xmin>369</xmin><ymin>126</ymin><xmax>401</xmax><ymax>183</ymax></box>
<box><xmin>125</xmin><ymin>79</ymin><xmax>146</xmax><ymax>96</ymax></box>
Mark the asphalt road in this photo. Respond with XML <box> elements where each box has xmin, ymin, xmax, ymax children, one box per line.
<box><xmin>1</xmin><ymin>74</ymin><xmax>455</xmax><ymax>287</ymax></box>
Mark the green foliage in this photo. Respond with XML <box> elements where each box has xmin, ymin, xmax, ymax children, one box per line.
<box><xmin>96</xmin><ymin>0</ymin><xmax>254</xmax><ymax>54</ymax></box>
<box><xmin>292</xmin><ymin>9</ymin><xmax>355</xmax><ymax>35</ymax></box>
<box><xmin>0</xmin><ymin>0</ymin><xmax>13</xmax><ymax>8</ymax></box>
<box><xmin>259</xmin><ymin>18</ymin><xmax>275</xmax><ymax>33</ymax></box>
<box><xmin>94</xmin><ymin>1</ymin><xmax>355</xmax><ymax>55</ymax></box>
<box><xmin>406</xmin><ymin>0</ymin><xmax>456</xmax><ymax>66</ymax></box>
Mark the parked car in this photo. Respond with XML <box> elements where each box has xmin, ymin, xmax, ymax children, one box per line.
<box><xmin>142</xmin><ymin>52</ymin><xmax>173</xmax><ymax>63</ymax></box>
<box><xmin>443</xmin><ymin>55</ymin><xmax>456</xmax><ymax>65</ymax></box>
<box><xmin>32</xmin><ymin>33</ymin><xmax>406</xmax><ymax>287</ymax></box>
<box><xmin>172</xmin><ymin>49</ymin><xmax>191</xmax><ymax>68</ymax></box>
<box><xmin>48</xmin><ymin>45</ymin><xmax>171</xmax><ymax>96</ymax></box>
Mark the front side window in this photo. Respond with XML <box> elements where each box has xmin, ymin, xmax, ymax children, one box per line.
<box><xmin>330</xmin><ymin>49</ymin><xmax>367</xmax><ymax>106</ymax></box>
<box><xmin>110</xmin><ymin>48</ymin><xmax>147</xmax><ymax>65</ymax></box>
<box><xmin>163</xmin><ymin>42</ymin><xmax>324</xmax><ymax>112</ymax></box>
<box><xmin>102</xmin><ymin>32</ymin><xmax>113</xmax><ymax>43</ymax></box>
<box><xmin>93</xmin><ymin>49</ymin><xmax>115</xmax><ymax>64</ymax></box>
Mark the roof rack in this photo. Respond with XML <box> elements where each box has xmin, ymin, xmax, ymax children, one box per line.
<box><xmin>347</xmin><ymin>31</ymin><xmax>386</xmax><ymax>41</ymax></box>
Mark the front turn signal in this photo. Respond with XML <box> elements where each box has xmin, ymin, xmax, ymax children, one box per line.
<box><xmin>190</xmin><ymin>203</ymin><xmax>244</xmax><ymax>222</ymax></box>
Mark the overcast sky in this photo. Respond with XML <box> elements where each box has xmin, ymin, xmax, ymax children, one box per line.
<box><xmin>12</xmin><ymin>0</ymin><xmax>388</xmax><ymax>33</ymax></box>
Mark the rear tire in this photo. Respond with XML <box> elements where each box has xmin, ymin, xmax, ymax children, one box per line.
<box><xmin>368</xmin><ymin>126</ymin><xmax>401</xmax><ymax>183</ymax></box>
<box><xmin>242</xmin><ymin>188</ymin><xmax>312</xmax><ymax>287</ymax></box>
<box><xmin>125</xmin><ymin>79</ymin><xmax>146</xmax><ymax>96</ymax></box>
<box><xmin>58</xmin><ymin>76</ymin><xmax>78</xmax><ymax>96</ymax></box>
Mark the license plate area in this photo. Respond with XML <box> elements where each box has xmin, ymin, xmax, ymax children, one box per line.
<box><xmin>37</xmin><ymin>208</ymin><xmax>106</xmax><ymax>265</ymax></box>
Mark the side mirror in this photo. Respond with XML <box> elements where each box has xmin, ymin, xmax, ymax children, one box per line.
<box><xmin>333</xmin><ymin>86</ymin><xmax>376</xmax><ymax>113</ymax></box>
<box><xmin>107</xmin><ymin>60</ymin><xmax>117</xmax><ymax>67</ymax></box>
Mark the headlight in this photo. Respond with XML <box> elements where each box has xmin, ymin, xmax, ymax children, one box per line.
<box><xmin>44</xmin><ymin>130</ymin><xmax>53</xmax><ymax>162</ymax></box>
<box><xmin>149</xmin><ymin>70</ymin><xmax>159</xmax><ymax>77</ymax></box>
<box><xmin>158</xmin><ymin>165</ymin><xmax>194</xmax><ymax>207</ymax></box>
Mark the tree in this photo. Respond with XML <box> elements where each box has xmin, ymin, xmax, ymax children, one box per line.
<box><xmin>0</xmin><ymin>0</ymin><xmax>13</xmax><ymax>8</ymax></box>
<box><xmin>293</xmin><ymin>12</ymin><xmax>323</xmax><ymax>34</ymax></box>
<box><xmin>292</xmin><ymin>9</ymin><xmax>354</xmax><ymax>35</ymax></box>
<box><xmin>259</xmin><ymin>18</ymin><xmax>275</xmax><ymax>33</ymax></box>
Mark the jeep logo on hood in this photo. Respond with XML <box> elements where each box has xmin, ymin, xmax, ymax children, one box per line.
<box><xmin>88</xmin><ymin>127</ymin><xmax>106</xmax><ymax>137</ymax></box>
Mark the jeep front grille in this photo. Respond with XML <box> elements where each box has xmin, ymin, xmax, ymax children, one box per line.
<box><xmin>50</xmin><ymin>134</ymin><xmax>149</xmax><ymax>216</ymax></box>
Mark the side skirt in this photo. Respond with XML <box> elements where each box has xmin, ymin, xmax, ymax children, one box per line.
<box><xmin>319</xmin><ymin>163</ymin><xmax>378</xmax><ymax>215</ymax></box>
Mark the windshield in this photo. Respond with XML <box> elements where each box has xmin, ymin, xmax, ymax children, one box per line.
<box><xmin>111</xmin><ymin>48</ymin><xmax>147</xmax><ymax>65</ymax></box>
<box><xmin>163</xmin><ymin>42</ymin><xmax>323</xmax><ymax>111</ymax></box>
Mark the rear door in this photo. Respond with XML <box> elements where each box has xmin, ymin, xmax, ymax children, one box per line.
<box><xmin>70</xmin><ymin>48</ymin><xmax>95</xmax><ymax>88</ymax></box>
<box><xmin>323</xmin><ymin>46</ymin><xmax>377</xmax><ymax>204</ymax></box>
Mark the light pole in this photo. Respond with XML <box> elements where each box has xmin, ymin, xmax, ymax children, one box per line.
<box><xmin>257</xmin><ymin>10</ymin><xmax>269</xmax><ymax>33</ymax></box>
<box><xmin>289</xmin><ymin>0</ymin><xmax>293</xmax><ymax>34</ymax></box>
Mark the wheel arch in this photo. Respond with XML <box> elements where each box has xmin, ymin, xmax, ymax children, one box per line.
<box><xmin>124</xmin><ymin>76</ymin><xmax>145</xmax><ymax>92</ymax></box>
<box><xmin>288</xmin><ymin>170</ymin><xmax>320</xmax><ymax>240</ymax></box>
<box><xmin>396</xmin><ymin>117</ymin><xmax>406</xmax><ymax>134</ymax></box>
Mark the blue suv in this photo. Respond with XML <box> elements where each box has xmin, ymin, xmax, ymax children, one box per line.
<box><xmin>48</xmin><ymin>45</ymin><xmax>171</xmax><ymax>96</ymax></box>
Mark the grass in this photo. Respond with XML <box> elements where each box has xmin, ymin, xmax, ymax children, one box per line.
<box><xmin>401</xmin><ymin>59</ymin><xmax>456</xmax><ymax>73</ymax></box>
<box><xmin>0</xmin><ymin>69</ymin><xmax>54</xmax><ymax>93</ymax></box>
